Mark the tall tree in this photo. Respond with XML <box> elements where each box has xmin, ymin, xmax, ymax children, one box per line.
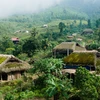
<box><xmin>0</xmin><ymin>36</ymin><xmax>14</xmax><ymax>53</ymax></box>
<box><xmin>87</xmin><ymin>19</ymin><xmax>91</xmax><ymax>28</ymax></box>
<box><xmin>22</xmin><ymin>37</ymin><xmax>40</xmax><ymax>57</ymax></box>
<box><xmin>96</xmin><ymin>19</ymin><xmax>100</xmax><ymax>28</ymax></box>
<box><xmin>59</xmin><ymin>22</ymin><xmax>66</xmax><ymax>33</ymax></box>
<box><xmin>30</xmin><ymin>28</ymin><xmax>38</xmax><ymax>37</ymax></box>
<box><xmin>96</xmin><ymin>28</ymin><xmax>100</xmax><ymax>43</ymax></box>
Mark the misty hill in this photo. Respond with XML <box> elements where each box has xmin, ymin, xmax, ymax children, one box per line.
<box><xmin>61</xmin><ymin>0</ymin><xmax>100</xmax><ymax>19</ymax></box>
<box><xmin>1</xmin><ymin>0</ymin><xmax>100</xmax><ymax>24</ymax></box>
<box><xmin>0</xmin><ymin>5</ymin><xmax>87</xmax><ymax>34</ymax></box>
<box><xmin>0</xmin><ymin>0</ymin><xmax>100</xmax><ymax>34</ymax></box>
<box><xmin>2</xmin><ymin>5</ymin><xmax>88</xmax><ymax>23</ymax></box>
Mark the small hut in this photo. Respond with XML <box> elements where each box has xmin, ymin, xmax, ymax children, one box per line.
<box><xmin>11</xmin><ymin>37</ymin><xmax>19</xmax><ymax>44</ymax></box>
<box><xmin>0</xmin><ymin>54</ymin><xmax>31</xmax><ymax>81</ymax></box>
<box><xmin>53</xmin><ymin>42</ymin><xmax>86</xmax><ymax>58</ymax></box>
<box><xmin>82</xmin><ymin>29</ymin><xmax>94</xmax><ymax>35</ymax></box>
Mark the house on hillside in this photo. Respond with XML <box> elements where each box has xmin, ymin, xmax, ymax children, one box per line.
<box><xmin>0</xmin><ymin>54</ymin><xmax>31</xmax><ymax>81</ymax></box>
<box><xmin>82</xmin><ymin>29</ymin><xmax>94</xmax><ymax>35</ymax></box>
<box><xmin>53</xmin><ymin>42</ymin><xmax>86</xmax><ymax>58</ymax></box>
<box><xmin>67</xmin><ymin>36</ymin><xmax>74</xmax><ymax>39</ymax></box>
<box><xmin>42</xmin><ymin>24</ymin><xmax>48</xmax><ymax>28</ymax></box>
<box><xmin>63</xmin><ymin>51</ymin><xmax>100</xmax><ymax>78</ymax></box>
<box><xmin>14</xmin><ymin>30</ymin><xmax>21</xmax><ymax>34</ymax></box>
<box><xmin>11</xmin><ymin>37</ymin><xmax>19</xmax><ymax>44</ymax></box>
<box><xmin>76</xmin><ymin>38</ymin><xmax>82</xmax><ymax>41</ymax></box>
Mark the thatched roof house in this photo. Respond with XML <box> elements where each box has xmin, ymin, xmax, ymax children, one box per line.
<box><xmin>82</xmin><ymin>29</ymin><xmax>94</xmax><ymax>35</ymax></box>
<box><xmin>0</xmin><ymin>54</ymin><xmax>31</xmax><ymax>81</ymax></box>
<box><xmin>67</xmin><ymin>36</ymin><xmax>74</xmax><ymax>38</ymax></box>
<box><xmin>63</xmin><ymin>51</ymin><xmax>99</xmax><ymax>74</ymax></box>
<box><xmin>53</xmin><ymin>42</ymin><xmax>86</xmax><ymax>51</ymax></box>
<box><xmin>53</xmin><ymin>42</ymin><xmax>86</xmax><ymax>58</ymax></box>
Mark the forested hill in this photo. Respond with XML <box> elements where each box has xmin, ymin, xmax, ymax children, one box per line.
<box><xmin>0</xmin><ymin>0</ymin><xmax>100</xmax><ymax>34</ymax></box>
<box><xmin>1</xmin><ymin>5</ymin><xmax>88</xmax><ymax>24</ymax></box>
<box><xmin>1</xmin><ymin>0</ymin><xmax>100</xmax><ymax>24</ymax></box>
<box><xmin>61</xmin><ymin>0</ymin><xmax>100</xmax><ymax>19</ymax></box>
<box><xmin>0</xmin><ymin>4</ymin><xmax>88</xmax><ymax>34</ymax></box>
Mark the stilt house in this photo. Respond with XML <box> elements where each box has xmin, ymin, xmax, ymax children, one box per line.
<box><xmin>53</xmin><ymin>42</ymin><xmax>86</xmax><ymax>58</ymax></box>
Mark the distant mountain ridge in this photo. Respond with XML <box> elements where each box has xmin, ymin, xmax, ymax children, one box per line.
<box><xmin>0</xmin><ymin>0</ymin><xmax>99</xmax><ymax>32</ymax></box>
<box><xmin>3</xmin><ymin>0</ymin><xmax>99</xmax><ymax>23</ymax></box>
<box><xmin>61</xmin><ymin>0</ymin><xmax>100</xmax><ymax>19</ymax></box>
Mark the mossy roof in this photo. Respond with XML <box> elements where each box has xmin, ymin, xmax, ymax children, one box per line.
<box><xmin>1</xmin><ymin>62</ymin><xmax>31</xmax><ymax>73</ymax></box>
<box><xmin>0</xmin><ymin>57</ymin><xmax>7</xmax><ymax>64</ymax></box>
<box><xmin>0</xmin><ymin>54</ymin><xmax>31</xmax><ymax>73</ymax></box>
<box><xmin>63</xmin><ymin>52</ymin><xmax>96</xmax><ymax>66</ymax></box>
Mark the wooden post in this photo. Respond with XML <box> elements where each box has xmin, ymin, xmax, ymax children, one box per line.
<box><xmin>54</xmin><ymin>50</ymin><xmax>56</xmax><ymax>58</ymax></box>
<box><xmin>90</xmin><ymin>67</ymin><xmax>91</xmax><ymax>71</ymax></box>
<box><xmin>11</xmin><ymin>73</ymin><xmax>13</xmax><ymax>80</ymax></box>
<box><xmin>70</xmin><ymin>74</ymin><xmax>71</xmax><ymax>79</ymax></box>
<box><xmin>7</xmin><ymin>73</ymin><xmax>9</xmax><ymax>81</ymax></box>
<box><xmin>0</xmin><ymin>75</ymin><xmax>1</xmax><ymax>82</ymax></box>
<box><xmin>94</xmin><ymin>53</ymin><xmax>96</xmax><ymax>68</ymax></box>
<box><xmin>67</xmin><ymin>49</ymin><xmax>69</xmax><ymax>56</ymax></box>
<box><xmin>0</xmin><ymin>74</ymin><xmax>2</xmax><ymax>82</ymax></box>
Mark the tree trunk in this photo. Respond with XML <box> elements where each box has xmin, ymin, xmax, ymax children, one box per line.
<box><xmin>60</xmin><ymin>28</ymin><xmax>63</xmax><ymax>33</ymax></box>
<box><xmin>54</xmin><ymin>93</ymin><xmax>59</xmax><ymax>100</ymax></box>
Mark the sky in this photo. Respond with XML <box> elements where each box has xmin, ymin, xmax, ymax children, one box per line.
<box><xmin>0</xmin><ymin>0</ymin><xmax>62</xmax><ymax>18</ymax></box>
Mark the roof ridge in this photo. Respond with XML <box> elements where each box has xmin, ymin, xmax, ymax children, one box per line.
<box><xmin>0</xmin><ymin>54</ymin><xmax>14</xmax><ymax>57</ymax></box>
<box><xmin>74</xmin><ymin>50</ymin><xmax>97</xmax><ymax>53</ymax></box>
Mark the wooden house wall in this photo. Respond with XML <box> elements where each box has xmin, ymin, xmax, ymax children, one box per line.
<box><xmin>0</xmin><ymin>71</ymin><xmax>22</xmax><ymax>81</ymax></box>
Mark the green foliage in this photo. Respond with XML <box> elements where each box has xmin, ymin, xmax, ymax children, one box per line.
<box><xmin>22</xmin><ymin>37</ymin><xmax>40</xmax><ymax>57</ymax></box>
<box><xmin>86</xmin><ymin>43</ymin><xmax>99</xmax><ymax>50</ymax></box>
<box><xmin>0</xmin><ymin>86</ymin><xmax>13</xmax><ymax>95</ymax></box>
<box><xmin>13</xmin><ymin>42</ymin><xmax>23</xmax><ymax>56</ymax></box>
<box><xmin>31</xmin><ymin>58</ymin><xmax>72</xmax><ymax>100</ymax></box>
<box><xmin>32</xmin><ymin>58</ymin><xmax>63</xmax><ymax>75</ymax></box>
<box><xmin>97</xmin><ymin>29</ymin><xmax>100</xmax><ymax>43</ymax></box>
<box><xmin>41</xmin><ymin>38</ymin><xmax>50</xmax><ymax>51</ymax></box>
<box><xmin>95</xmin><ymin>66</ymin><xmax>100</xmax><ymax>74</ymax></box>
<box><xmin>75</xmin><ymin>67</ymin><xmax>99</xmax><ymax>100</ymax></box>
<box><xmin>45</xmin><ymin>75</ymin><xmax>72</xmax><ymax>100</ymax></box>
<box><xmin>0</xmin><ymin>36</ymin><xmax>14</xmax><ymax>53</ymax></box>
<box><xmin>4</xmin><ymin>93</ymin><xmax>14</xmax><ymax>100</ymax></box>
<box><xmin>75</xmin><ymin>67</ymin><xmax>93</xmax><ymax>89</ymax></box>
<box><xmin>0</xmin><ymin>92</ymin><xmax>3</xmax><ymax>99</ymax></box>
<box><xmin>30</xmin><ymin>28</ymin><xmax>38</xmax><ymax>37</ymax></box>
<box><xmin>96</xmin><ymin>19</ymin><xmax>100</xmax><ymax>28</ymax></box>
<box><xmin>17</xmin><ymin>53</ymin><xmax>28</xmax><ymax>61</ymax></box>
<box><xmin>59</xmin><ymin>22</ymin><xmax>66</xmax><ymax>33</ymax></box>
<box><xmin>17</xmin><ymin>91</ymin><xmax>34</xmax><ymax>100</ymax></box>
<box><xmin>79</xmin><ymin>84</ymin><xmax>98</xmax><ymax>100</ymax></box>
<box><xmin>5</xmin><ymin>48</ymin><xmax>15</xmax><ymax>54</ymax></box>
<box><xmin>88</xmin><ymin>19</ymin><xmax>91</xmax><ymax>28</ymax></box>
